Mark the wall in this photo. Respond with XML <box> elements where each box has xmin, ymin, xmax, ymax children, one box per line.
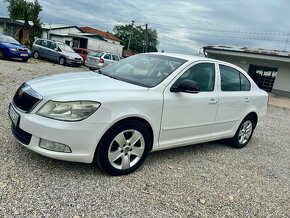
<box><xmin>87</xmin><ymin>38</ymin><xmax>123</xmax><ymax>56</ymax></box>
<box><xmin>206</xmin><ymin>53</ymin><xmax>290</xmax><ymax>98</ymax></box>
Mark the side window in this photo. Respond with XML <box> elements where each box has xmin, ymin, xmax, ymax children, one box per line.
<box><xmin>40</xmin><ymin>40</ymin><xmax>48</xmax><ymax>47</ymax></box>
<box><xmin>112</xmin><ymin>55</ymin><xmax>120</xmax><ymax>61</ymax></box>
<box><xmin>74</xmin><ymin>49</ymin><xmax>81</xmax><ymax>54</ymax></box>
<box><xmin>50</xmin><ymin>43</ymin><xmax>56</xmax><ymax>50</ymax></box>
<box><xmin>35</xmin><ymin>39</ymin><xmax>43</xmax><ymax>45</ymax></box>
<box><xmin>240</xmin><ymin>73</ymin><xmax>251</xmax><ymax>91</ymax></box>
<box><xmin>175</xmin><ymin>63</ymin><xmax>215</xmax><ymax>92</ymax></box>
<box><xmin>104</xmin><ymin>54</ymin><xmax>111</xmax><ymax>60</ymax></box>
<box><xmin>220</xmin><ymin>65</ymin><xmax>251</xmax><ymax>91</ymax></box>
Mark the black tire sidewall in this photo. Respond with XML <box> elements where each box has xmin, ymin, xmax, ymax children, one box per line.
<box><xmin>231</xmin><ymin>116</ymin><xmax>255</xmax><ymax>148</ymax></box>
<box><xmin>96</xmin><ymin>120</ymin><xmax>151</xmax><ymax>176</ymax></box>
<box><xmin>0</xmin><ymin>50</ymin><xmax>5</xmax><ymax>59</ymax></box>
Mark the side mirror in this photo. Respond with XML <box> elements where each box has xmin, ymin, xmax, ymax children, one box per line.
<box><xmin>170</xmin><ymin>79</ymin><xmax>200</xmax><ymax>93</ymax></box>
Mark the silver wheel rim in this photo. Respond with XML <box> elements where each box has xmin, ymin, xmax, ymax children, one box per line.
<box><xmin>108</xmin><ymin>129</ymin><xmax>145</xmax><ymax>170</ymax></box>
<box><xmin>34</xmin><ymin>52</ymin><xmax>39</xmax><ymax>59</ymax></box>
<box><xmin>238</xmin><ymin>120</ymin><xmax>253</xmax><ymax>144</ymax></box>
<box><xmin>60</xmin><ymin>58</ymin><xmax>65</xmax><ymax>65</ymax></box>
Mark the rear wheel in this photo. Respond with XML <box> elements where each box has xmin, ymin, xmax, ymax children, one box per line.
<box><xmin>229</xmin><ymin>115</ymin><xmax>255</xmax><ymax>148</ymax></box>
<box><xmin>59</xmin><ymin>57</ymin><xmax>66</xmax><ymax>65</ymax></box>
<box><xmin>33</xmin><ymin>51</ymin><xmax>39</xmax><ymax>59</ymax></box>
<box><xmin>0</xmin><ymin>50</ymin><xmax>5</xmax><ymax>59</ymax></box>
<box><xmin>95</xmin><ymin>120</ymin><xmax>151</xmax><ymax>176</ymax></box>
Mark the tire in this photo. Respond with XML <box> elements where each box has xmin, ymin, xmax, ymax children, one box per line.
<box><xmin>33</xmin><ymin>51</ymin><xmax>39</xmax><ymax>59</ymax></box>
<box><xmin>22</xmin><ymin>58</ymin><xmax>28</xmax><ymax>62</ymax></box>
<box><xmin>95</xmin><ymin>120</ymin><xmax>151</xmax><ymax>176</ymax></box>
<box><xmin>59</xmin><ymin>57</ymin><xmax>66</xmax><ymax>65</ymax></box>
<box><xmin>229</xmin><ymin>115</ymin><xmax>255</xmax><ymax>148</ymax></box>
<box><xmin>0</xmin><ymin>50</ymin><xmax>5</xmax><ymax>60</ymax></box>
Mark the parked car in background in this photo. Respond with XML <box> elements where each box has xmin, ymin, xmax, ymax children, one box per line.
<box><xmin>8</xmin><ymin>53</ymin><xmax>268</xmax><ymax>176</ymax></box>
<box><xmin>85</xmin><ymin>51</ymin><xmax>122</xmax><ymax>70</ymax></box>
<box><xmin>73</xmin><ymin>47</ymin><xmax>92</xmax><ymax>63</ymax></box>
<box><xmin>32</xmin><ymin>39</ymin><xmax>83</xmax><ymax>66</ymax></box>
<box><xmin>0</xmin><ymin>34</ymin><xmax>32</xmax><ymax>62</ymax></box>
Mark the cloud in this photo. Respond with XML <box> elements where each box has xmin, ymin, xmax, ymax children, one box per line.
<box><xmin>1</xmin><ymin>0</ymin><xmax>290</xmax><ymax>54</ymax></box>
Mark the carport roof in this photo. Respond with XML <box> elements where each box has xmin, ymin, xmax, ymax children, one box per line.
<box><xmin>203</xmin><ymin>45</ymin><xmax>290</xmax><ymax>62</ymax></box>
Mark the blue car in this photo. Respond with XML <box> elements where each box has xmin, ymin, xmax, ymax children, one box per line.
<box><xmin>0</xmin><ymin>34</ymin><xmax>32</xmax><ymax>62</ymax></box>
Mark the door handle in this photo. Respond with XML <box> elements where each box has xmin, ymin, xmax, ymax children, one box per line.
<box><xmin>244</xmin><ymin>97</ymin><xmax>250</xmax><ymax>103</ymax></box>
<box><xmin>209</xmin><ymin>99</ymin><xmax>218</xmax><ymax>104</ymax></box>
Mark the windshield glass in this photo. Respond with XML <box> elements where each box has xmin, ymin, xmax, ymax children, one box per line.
<box><xmin>88</xmin><ymin>51</ymin><xmax>103</xmax><ymax>57</ymax></box>
<box><xmin>0</xmin><ymin>35</ymin><xmax>20</xmax><ymax>44</ymax></box>
<box><xmin>58</xmin><ymin>44</ymin><xmax>74</xmax><ymax>53</ymax></box>
<box><xmin>100</xmin><ymin>54</ymin><xmax>187</xmax><ymax>88</ymax></box>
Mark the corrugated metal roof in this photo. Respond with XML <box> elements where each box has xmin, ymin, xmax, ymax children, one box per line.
<box><xmin>203</xmin><ymin>45</ymin><xmax>290</xmax><ymax>58</ymax></box>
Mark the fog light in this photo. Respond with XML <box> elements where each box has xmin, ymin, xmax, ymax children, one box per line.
<box><xmin>39</xmin><ymin>139</ymin><xmax>71</xmax><ymax>153</ymax></box>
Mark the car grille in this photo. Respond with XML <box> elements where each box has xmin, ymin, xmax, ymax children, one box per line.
<box><xmin>17</xmin><ymin>48</ymin><xmax>28</xmax><ymax>52</ymax></box>
<box><xmin>75</xmin><ymin>58</ymin><xmax>82</xmax><ymax>61</ymax></box>
<box><xmin>13</xmin><ymin>83</ymin><xmax>42</xmax><ymax>112</ymax></box>
<box><xmin>11</xmin><ymin>124</ymin><xmax>32</xmax><ymax>145</ymax></box>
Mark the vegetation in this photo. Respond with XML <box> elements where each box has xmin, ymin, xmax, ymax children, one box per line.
<box><xmin>113</xmin><ymin>24</ymin><xmax>159</xmax><ymax>53</ymax></box>
<box><xmin>5</xmin><ymin>0</ymin><xmax>43</xmax><ymax>46</ymax></box>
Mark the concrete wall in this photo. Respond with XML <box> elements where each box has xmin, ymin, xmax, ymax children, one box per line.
<box><xmin>87</xmin><ymin>39</ymin><xmax>123</xmax><ymax>56</ymax></box>
<box><xmin>206</xmin><ymin>53</ymin><xmax>290</xmax><ymax>98</ymax></box>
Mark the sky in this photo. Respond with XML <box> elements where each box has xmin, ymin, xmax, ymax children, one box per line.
<box><xmin>1</xmin><ymin>0</ymin><xmax>290</xmax><ymax>55</ymax></box>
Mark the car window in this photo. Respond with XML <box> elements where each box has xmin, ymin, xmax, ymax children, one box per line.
<box><xmin>83</xmin><ymin>50</ymin><xmax>89</xmax><ymax>55</ymax></box>
<box><xmin>220</xmin><ymin>65</ymin><xmax>251</xmax><ymax>91</ymax></box>
<box><xmin>220</xmin><ymin>65</ymin><xmax>241</xmax><ymax>91</ymax></box>
<box><xmin>112</xmin><ymin>55</ymin><xmax>120</xmax><ymax>61</ymax></box>
<box><xmin>240</xmin><ymin>73</ymin><xmax>251</xmax><ymax>91</ymax></box>
<box><xmin>175</xmin><ymin>63</ymin><xmax>215</xmax><ymax>92</ymax></box>
<box><xmin>104</xmin><ymin>54</ymin><xmax>111</xmax><ymax>60</ymax></box>
<box><xmin>41</xmin><ymin>40</ymin><xmax>51</xmax><ymax>48</ymax></box>
<box><xmin>34</xmin><ymin>39</ymin><xmax>43</xmax><ymax>45</ymax></box>
<box><xmin>88</xmin><ymin>51</ymin><xmax>102</xmax><ymax>57</ymax></box>
<box><xmin>74</xmin><ymin>49</ymin><xmax>81</xmax><ymax>54</ymax></box>
<box><xmin>50</xmin><ymin>43</ymin><xmax>57</xmax><ymax>50</ymax></box>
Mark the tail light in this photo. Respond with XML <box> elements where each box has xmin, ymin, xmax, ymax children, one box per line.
<box><xmin>99</xmin><ymin>58</ymin><xmax>104</xmax><ymax>64</ymax></box>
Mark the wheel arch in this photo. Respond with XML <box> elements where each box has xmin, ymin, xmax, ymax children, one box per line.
<box><xmin>246</xmin><ymin>111</ymin><xmax>258</xmax><ymax>129</ymax></box>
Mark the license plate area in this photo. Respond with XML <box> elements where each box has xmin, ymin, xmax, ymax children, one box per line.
<box><xmin>8</xmin><ymin>103</ymin><xmax>19</xmax><ymax>126</ymax></box>
<box><xmin>20</xmin><ymin>53</ymin><xmax>28</xmax><ymax>57</ymax></box>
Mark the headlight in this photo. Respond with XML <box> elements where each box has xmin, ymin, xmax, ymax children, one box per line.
<box><xmin>10</xmin><ymin>48</ymin><xmax>17</xmax><ymax>52</ymax></box>
<box><xmin>37</xmin><ymin>101</ymin><xmax>101</xmax><ymax>121</ymax></box>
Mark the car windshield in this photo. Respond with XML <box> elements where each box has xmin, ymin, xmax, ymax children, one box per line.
<box><xmin>58</xmin><ymin>44</ymin><xmax>74</xmax><ymax>53</ymax></box>
<box><xmin>88</xmin><ymin>51</ymin><xmax>103</xmax><ymax>57</ymax></box>
<box><xmin>100</xmin><ymin>54</ymin><xmax>187</xmax><ymax>88</ymax></box>
<box><xmin>0</xmin><ymin>35</ymin><xmax>20</xmax><ymax>44</ymax></box>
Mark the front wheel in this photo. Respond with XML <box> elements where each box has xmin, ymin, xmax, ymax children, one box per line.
<box><xmin>59</xmin><ymin>57</ymin><xmax>66</xmax><ymax>65</ymax></box>
<box><xmin>229</xmin><ymin>115</ymin><xmax>255</xmax><ymax>148</ymax></box>
<box><xmin>95</xmin><ymin>120</ymin><xmax>151</xmax><ymax>176</ymax></box>
<box><xmin>0</xmin><ymin>50</ymin><xmax>5</xmax><ymax>59</ymax></box>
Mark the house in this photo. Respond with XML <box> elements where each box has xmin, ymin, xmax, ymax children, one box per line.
<box><xmin>41</xmin><ymin>24</ymin><xmax>123</xmax><ymax>56</ymax></box>
<box><xmin>203</xmin><ymin>45</ymin><xmax>290</xmax><ymax>98</ymax></box>
<box><xmin>0</xmin><ymin>17</ymin><xmax>31</xmax><ymax>45</ymax></box>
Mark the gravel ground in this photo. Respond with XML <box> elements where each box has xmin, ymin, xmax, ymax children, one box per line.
<box><xmin>0</xmin><ymin>58</ymin><xmax>290</xmax><ymax>217</ymax></box>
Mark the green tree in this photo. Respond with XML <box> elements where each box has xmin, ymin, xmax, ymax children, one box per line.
<box><xmin>5</xmin><ymin>0</ymin><xmax>43</xmax><ymax>46</ymax></box>
<box><xmin>113</xmin><ymin>24</ymin><xmax>159</xmax><ymax>53</ymax></box>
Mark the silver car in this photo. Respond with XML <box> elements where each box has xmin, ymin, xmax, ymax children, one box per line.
<box><xmin>85</xmin><ymin>51</ymin><xmax>122</xmax><ymax>70</ymax></box>
<box><xmin>32</xmin><ymin>39</ymin><xmax>83</xmax><ymax>66</ymax></box>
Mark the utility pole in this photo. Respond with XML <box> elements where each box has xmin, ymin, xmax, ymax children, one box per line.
<box><xmin>127</xmin><ymin>20</ymin><xmax>135</xmax><ymax>50</ymax></box>
<box><xmin>145</xmin><ymin>24</ymin><xmax>148</xmax><ymax>53</ymax></box>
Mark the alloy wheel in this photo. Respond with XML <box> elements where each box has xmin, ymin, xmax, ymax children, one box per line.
<box><xmin>238</xmin><ymin>120</ymin><xmax>253</xmax><ymax>144</ymax></box>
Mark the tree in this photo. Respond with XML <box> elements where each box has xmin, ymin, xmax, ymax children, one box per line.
<box><xmin>113</xmin><ymin>24</ymin><xmax>159</xmax><ymax>53</ymax></box>
<box><xmin>5</xmin><ymin>0</ymin><xmax>43</xmax><ymax>46</ymax></box>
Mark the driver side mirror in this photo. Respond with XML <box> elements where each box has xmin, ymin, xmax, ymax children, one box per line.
<box><xmin>170</xmin><ymin>79</ymin><xmax>200</xmax><ymax>93</ymax></box>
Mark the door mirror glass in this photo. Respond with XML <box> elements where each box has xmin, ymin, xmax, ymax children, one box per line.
<box><xmin>171</xmin><ymin>79</ymin><xmax>200</xmax><ymax>93</ymax></box>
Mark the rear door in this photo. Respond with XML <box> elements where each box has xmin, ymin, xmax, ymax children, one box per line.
<box><xmin>103</xmin><ymin>53</ymin><xmax>113</xmax><ymax>67</ymax></box>
<box><xmin>212</xmin><ymin>64</ymin><xmax>252</xmax><ymax>138</ymax></box>
<box><xmin>159</xmin><ymin>61</ymin><xmax>219</xmax><ymax>147</ymax></box>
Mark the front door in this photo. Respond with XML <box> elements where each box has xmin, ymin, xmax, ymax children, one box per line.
<box><xmin>159</xmin><ymin>62</ymin><xmax>218</xmax><ymax>148</ymax></box>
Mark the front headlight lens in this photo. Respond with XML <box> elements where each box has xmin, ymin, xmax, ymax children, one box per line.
<box><xmin>37</xmin><ymin>101</ymin><xmax>101</xmax><ymax>121</ymax></box>
<box><xmin>10</xmin><ymin>48</ymin><xmax>17</xmax><ymax>52</ymax></box>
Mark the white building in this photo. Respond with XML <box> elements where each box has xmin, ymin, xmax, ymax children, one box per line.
<box><xmin>42</xmin><ymin>24</ymin><xmax>123</xmax><ymax>56</ymax></box>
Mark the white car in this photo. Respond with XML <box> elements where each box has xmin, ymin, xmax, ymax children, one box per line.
<box><xmin>8</xmin><ymin>53</ymin><xmax>268</xmax><ymax>175</ymax></box>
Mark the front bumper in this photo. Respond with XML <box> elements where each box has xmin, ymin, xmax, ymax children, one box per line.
<box><xmin>66</xmin><ymin>59</ymin><xmax>83</xmax><ymax>66</ymax></box>
<box><xmin>9</xmin><ymin>104</ymin><xmax>109</xmax><ymax>163</ymax></box>
<box><xmin>85</xmin><ymin>61</ymin><xmax>103</xmax><ymax>70</ymax></box>
<box><xmin>6</xmin><ymin>50</ymin><xmax>32</xmax><ymax>59</ymax></box>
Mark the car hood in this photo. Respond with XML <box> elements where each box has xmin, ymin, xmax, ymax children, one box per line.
<box><xmin>27</xmin><ymin>71</ymin><xmax>148</xmax><ymax>99</ymax></box>
<box><xmin>1</xmin><ymin>42</ymin><xmax>28</xmax><ymax>49</ymax></box>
